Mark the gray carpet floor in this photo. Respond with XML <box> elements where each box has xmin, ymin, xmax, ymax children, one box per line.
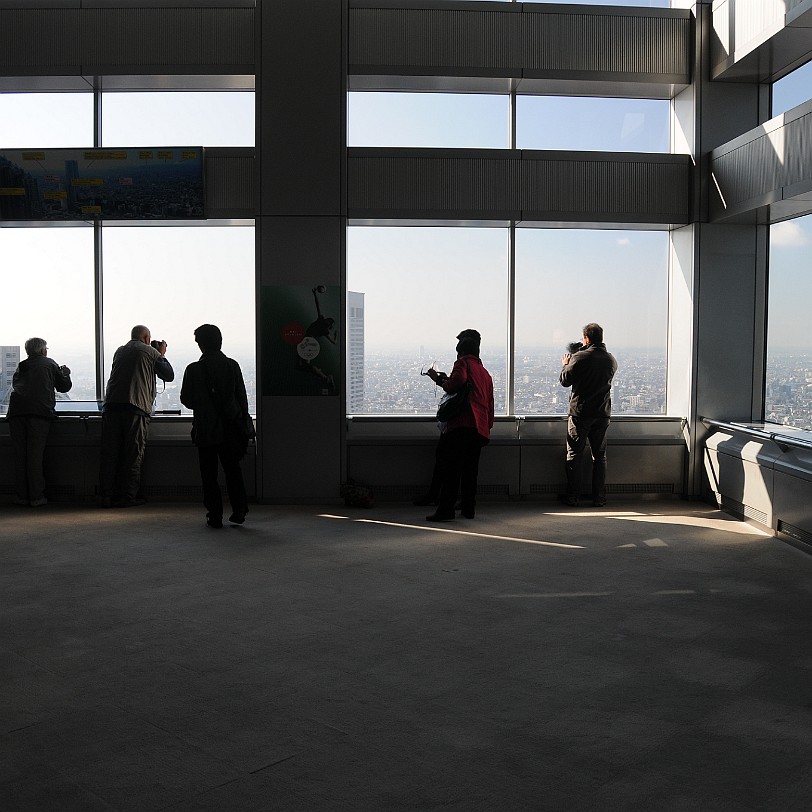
<box><xmin>1</xmin><ymin>499</ymin><xmax>811</xmax><ymax>811</ymax></box>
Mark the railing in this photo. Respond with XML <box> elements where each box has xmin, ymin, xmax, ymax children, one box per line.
<box><xmin>701</xmin><ymin>417</ymin><xmax>812</xmax><ymax>452</ymax></box>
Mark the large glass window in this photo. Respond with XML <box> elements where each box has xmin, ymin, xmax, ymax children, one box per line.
<box><xmin>772</xmin><ymin>61</ymin><xmax>812</xmax><ymax>119</ymax></box>
<box><xmin>514</xmin><ymin>229</ymin><xmax>668</xmax><ymax>415</ymax></box>
<box><xmin>346</xmin><ymin>227</ymin><xmax>509</xmax><ymax>414</ymax></box>
<box><xmin>101</xmin><ymin>92</ymin><xmax>255</xmax><ymax>146</ymax></box>
<box><xmin>102</xmin><ymin>226</ymin><xmax>256</xmax><ymax>414</ymax></box>
<box><xmin>517</xmin><ymin>96</ymin><xmax>671</xmax><ymax>153</ymax></box>
<box><xmin>347</xmin><ymin>226</ymin><xmax>668</xmax><ymax>416</ymax></box>
<box><xmin>0</xmin><ymin>227</ymin><xmax>97</xmax><ymax>409</ymax></box>
<box><xmin>348</xmin><ymin>93</ymin><xmax>510</xmax><ymax>149</ymax></box>
<box><xmin>0</xmin><ymin>93</ymin><xmax>93</xmax><ymax>148</ymax></box>
<box><xmin>0</xmin><ymin>87</ymin><xmax>256</xmax><ymax>412</ymax></box>
<box><xmin>766</xmin><ymin>216</ymin><xmax>812</xmax><ymax>429</ymax></box>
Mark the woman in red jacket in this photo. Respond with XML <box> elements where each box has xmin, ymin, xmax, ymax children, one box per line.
<box><xmin>425</xmin><ymin>330</ymin><xmax>494</xmax><ymax>521</ymax></box>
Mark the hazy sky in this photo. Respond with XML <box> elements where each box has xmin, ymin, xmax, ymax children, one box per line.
<box><xmin>347</xmin><ymin>226</ymin><xmax>668</xmax><ymax>352</ymax></box>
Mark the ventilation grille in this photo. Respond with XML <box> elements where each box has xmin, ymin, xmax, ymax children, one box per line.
<box><xmin>530</xmin><ymin>483</ymin><xmax>674</xmax><ymax>495</ymax></box>
<box><xmin>777</xmin><ymin>520</ymin><xmax>812</xmax><ymax>549</ymax></box>
<box><xmin>719</xmin><ymin>496</ymin><xmax>769</xmax><ymax>527</ymax></box>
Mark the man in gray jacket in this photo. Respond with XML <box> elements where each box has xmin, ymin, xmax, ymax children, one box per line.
<box><xmin>559</xmin><ymin>322</ymin><xmax>618</xmax><ymax>507</ymax></box>
<box><xmin>7</xmin><ymin>337</ymin><xmax>72</xmax><ymax>506</ymax></box>
<box><xmin>99</xmin><ymin>324</ymin><xmax>173</xmax><ymax>507</ymax></box>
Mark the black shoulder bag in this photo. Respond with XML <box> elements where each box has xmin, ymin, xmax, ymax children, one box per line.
<box><xmin>436</xmin><ymin>362</ymin><xmax>471</xmax><ymax>422</ymax></box>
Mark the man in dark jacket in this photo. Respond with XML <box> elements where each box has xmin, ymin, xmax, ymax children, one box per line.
<box><xmin>180</xmin><ymin>324</ymin><xmax>253</xmax><ymax>529</ymax></box>
<box><xmin>559</xmin><ymin>322</ymin><xmax>618</xmax><ymax>507</ymax></box>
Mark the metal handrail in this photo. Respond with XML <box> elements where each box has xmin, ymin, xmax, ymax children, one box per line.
<box><xmin>701</xmin><ymin>417</ymin><xmax>812</xmax><ymax>452</ymax></box>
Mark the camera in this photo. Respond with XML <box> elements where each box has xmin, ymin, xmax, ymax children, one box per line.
<box><xmin>566</xmin><ymin>341</ymin><xmax>583</xmax><ymax>355</ymax></box>
<box><xmin>151</xmin><ymin>340</ymin><xmax>165</xmax><ymax>351</ymax></box>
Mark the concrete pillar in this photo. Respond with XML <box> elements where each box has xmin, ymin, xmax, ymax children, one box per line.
<box><xmin>255</xmin><ymin>0</ymin><xmax>347</xmax><ymax>500</ymax></box>
<box><xmin>669</xmin><ymin>1</ymin><xmax>770</xmax><ymax>496</ymax></box>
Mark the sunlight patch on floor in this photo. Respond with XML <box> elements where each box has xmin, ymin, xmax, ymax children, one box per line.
<box><xmin>317</xmin><ymin>514</ymin><xmax>584</xmax><ymax>549</ymax></box>
<box><xmin>609</xmin><ymin>514</ymin><xmax>771</xmax><ymax>536</ymax></box>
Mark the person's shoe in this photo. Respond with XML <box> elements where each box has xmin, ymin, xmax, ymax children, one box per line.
<box><xmin>29</xmin><ymin>497</ymin><xmax>48</xmax><ymax>507</ymax></box>
<box><xmin>228</xmin><ymin>511</ymin><xmax>247</xmax><ymax>525</ymax></box>
<box><xmin>593</xmin><ymin>498</ymin><xmax>607</xmax><ymax>507</ymax></box>
<box><xmin>207</xmin><ymin>515</ymin><xmax>223</xmax><ymax>529</ymax></box>
<box><xmin>113</xmin><ymin>497</ymin><xmax>146</xmax><ymax>508</ymax></box>
<box><xmin>426</xmin><ymin>512</ymin><xmax>455</xmax><ymax>522</ymax></box>
<box><xmin>559</xmin><ymin>495</ymin><xmax>579</xmax><ymax>507</ymax></box>
<box><xmin>412</xmin><ymin>493</ymin><xmax>439</xmax><ymax>506</ymax></box>
<box><xmin>13</xmin><ymin>497</ymin><xmax>29</xmax><ymax>506</ymax></box>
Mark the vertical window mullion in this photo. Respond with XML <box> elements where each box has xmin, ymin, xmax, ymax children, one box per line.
<box><xmin>93</xmin><ymin>89</ymin><xmax>105</xmax><ymax>401</ymax></box>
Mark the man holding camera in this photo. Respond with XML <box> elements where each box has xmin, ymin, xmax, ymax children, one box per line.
<box><xmin>559</xmin><ymin>322</ymin><xmax>617</xmax><ymax>507</ymax></box>
<box><xmin>99</xmin><ymin>324</ymin><xmax>173</xmax><ymax>508</ymax></box>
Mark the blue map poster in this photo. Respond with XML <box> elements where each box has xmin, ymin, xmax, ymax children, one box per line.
<box><xmin>0</xmin><ymin>147</ymin><xmax>204</xmax><ymax>221</ymax></box>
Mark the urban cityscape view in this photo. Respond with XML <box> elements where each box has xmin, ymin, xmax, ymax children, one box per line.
<box><xmin>764</xmin><ymin>351</ymin><xmax>812</xmax><ymax>429</ymax></box>
<box><xmin>0</xmin><ymin>349</ymin><xmax>256</xmax><ymax>417</ymax></box>
<box><xmin>2</xmin><ymin>346</ymin><xmax>811</xmax><ymax>429</ymax></box>
<box><xmin>357</xmin><ymin>347</ymin><xmax>667</xmax><ymax>416</ymax></box>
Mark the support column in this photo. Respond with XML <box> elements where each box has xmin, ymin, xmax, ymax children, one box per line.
<box><xmin>255</xmin><ymin>0</ymin><xmax>347</xmax><ymax>500</ymax></box>
<box><xmin>669</xmin><ymin>1</ymin><xmax>770</xmax><ymax>497</ymax></box>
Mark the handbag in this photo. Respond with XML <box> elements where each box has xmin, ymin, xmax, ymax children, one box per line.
<box><xmin>436</xmin><ymin>362</ymin><xmax>471</xmax><ymax>422</ymax></box>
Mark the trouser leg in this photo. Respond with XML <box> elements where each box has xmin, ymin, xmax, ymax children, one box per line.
<box><xmin>219</xmin><ymin>438</ymin><xmax>248</xmax><ymax>517</ymax></box>
<box><xmin>120</xmin><ymin>414</ymin><xmax>149</xmax><ymax>501</ymax></box>
<box><xmin>565</xmin><ymin>417</ymin><xmax>589</xmax><ymax>498</ymax></box>
<box><xmin>436</xmin><ymin>430</ymin><xmax>464</xmax><ymax>517</ymax></box>
<box><xmin>25</xmin><ymin>417</ymin><xmax>51</xmax><ymax>502</ymax></box>
<box><xmin>459</xmin><ymin>430</ymin><xmax>485</xmax><ymax>515</ymax></box>
<box><xmin>427</xmin><ymin>434</ymin><xmax>448</xmax><ymax>500</ymax></box>
<box><xmin>99</xmin><ymin>412</ymin><xmax>123</xmax><ymax>499</ymax></box>
<box><xmin>198</xmin><ymin>445</ymin><xmax>223</xmax><ymax>519</ymax></box>
<box><xmin>8</xmin><ymin>417</ymin><xmax>29</xmax><ymax>501</ymax></box>
<box><xmin>587</xmin><ymin>419</ymin><xmax>610</xmax><ymax>501</ymax></box>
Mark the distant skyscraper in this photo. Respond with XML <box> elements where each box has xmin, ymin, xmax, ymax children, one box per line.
<box><xmin>348</xmin><ymin>291</ymin><xmax>365</xmax><ymax>412</ymax></box>
<box><xmin>0</xmin><ymin>345</ymin><xmax>21</xmax><ymax>413</ymax></box>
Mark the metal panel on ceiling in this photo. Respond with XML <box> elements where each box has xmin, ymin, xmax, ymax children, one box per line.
<box><xmin>0</xmin><ymin>8</ymin><xmax>80</xmax><ymax>69</ymax></box>
<box><xmin>711</xmin><ymin>0</ymin><xmax>812</xmax><ymax>82</ymax></box>
<box><xmin>711</xmin><ymin>101</ymin><xmax>812</xmax><ymax>221</ymax></box>
<box><xmin>347</xmin><ymin>149</ymin><xmax>691</xmax><ymax>225</ymax></box>
<box><xmin>80</xmin><ymin>6</ymin><xmax>253</xmax><ymax>69</ymax></box>
<box><xmin>349</xmin><ymin>3</ymin><xmax>691</xmax><ymax>91</ymax></box>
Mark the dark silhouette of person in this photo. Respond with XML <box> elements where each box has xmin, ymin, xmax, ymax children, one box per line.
<box><xmin>559</xmin><ymin>322</ymin><xmax>618</xmax><ymax>507</ymax></box>
<box><xmin>6</xmin><ymin>337</ymin><xmax>72</xmax><ymax>507</ymax></box>
<box><xmin>424</xmin><ymin>330</ymin><xmax>494</xmax><ymax>521</ymax></box>
<box><xmin>414</xmin><ymin>329</ymin><xmax>482</xmax><ymax>507</ymax></box>
<box><xmin>99</xmin><ymin>324</ymin><xmax>173</xmax><ymax>508</ymax></box>
<box><xmin>181</xmin><ymin>324</ymin><xmax>254</xmax><ymax>528</ymax></box>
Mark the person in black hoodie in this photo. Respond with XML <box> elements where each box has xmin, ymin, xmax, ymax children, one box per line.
<box><xmin>559</xmin><ymin>322</ymin><xmax>618</xmax><ymax>507</ymax></box>
<box><xmin>180</xmin><ymin>324</ymin><xmax>254</xmax><ymax>528</ymax></box>
<box><xmin>6</xmin><ymin>337</ymin><xmax>72</xmax><ymax>506</ymax></box>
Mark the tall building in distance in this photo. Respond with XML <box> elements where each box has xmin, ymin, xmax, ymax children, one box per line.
<box><xmin>347</xmin><ymin>291</ymin><xmax>365</xmax><ymax>413</ymax></box>
<box><xmin>0</xmin><ymin>345</ymin><xmax>21</xmax><ymax>414</ymax></box>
